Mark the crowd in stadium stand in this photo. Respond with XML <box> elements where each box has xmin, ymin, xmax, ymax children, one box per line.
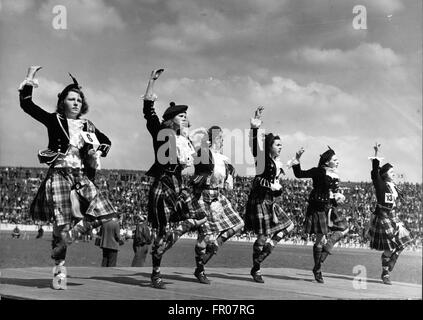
<box><xmin>1</xmin><ymin>167</ymin><xmax>421</xmax><ymax>250</ymax></box>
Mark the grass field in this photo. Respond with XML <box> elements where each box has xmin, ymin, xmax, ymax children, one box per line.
<box><xmin>1</xmin><ymin>231</ymin><xmax>421</xmax><ymax>285</ymax></box>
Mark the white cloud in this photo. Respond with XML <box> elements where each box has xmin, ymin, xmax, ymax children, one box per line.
<box><xmin>38</xmin><ymin>0</ymin><xmax>125</xmax><ymax>34</ymax></box>
<box><xmin>148</xmin><ymin>0</ymin><xmax>290</xmax><ymax>52</ymax></box>
<box><xmin>370</xmin><ymin>0</ymin><xmax>404</xmax><ymax>14</ymax></box>
<box><xmin>0</xmin><ymin>0</ymin><xmax>34</xmax><ymax>15</ymax></box>
<box><xmin>291</xmin><ymin>43</ymin><xmax>402</xmax><ymax>69</ymax></box>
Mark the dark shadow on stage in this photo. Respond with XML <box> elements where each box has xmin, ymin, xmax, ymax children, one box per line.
<box><xmin>124</xmin><ymin>272</ymin><xmax>200</xmax><ymax>284</ymax></box>
<box><xmin>296</xmin><ymin>272</ymin><xmax>383</xmax><ymax>284</ymax></box>
<box><xmin>0</xmin><ymin>278</ymin><xmax>83</xmax><ymax>288</ymax></box>
<box><xmin>88</xmin><ymin>276</ymin><xmax>152</xmax><ymax>287</ymax></box>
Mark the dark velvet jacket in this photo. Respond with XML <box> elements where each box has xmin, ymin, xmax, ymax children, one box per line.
<box><xmin>371</xmin><ymin>158</ymin><xmax>402</xmax><ymax>213</ymax></box>
<box><xmin>143</xmin><ymin>99</ymin><xmax>183</xmax><ymax>178</ymax></box>
<box><xmin>292</xmin><ymin>164</ymin><xmax>339</xmax><ymax>205</ymax></box>
<box><xmin>19</xmin><ymin>85</ymin><xmax>111</xmax><ymax>178</ymax></box>
<box><xmin>249</xmin><ymin>127</ymin><xmax>284</xmax><ymax>190</ymax></box>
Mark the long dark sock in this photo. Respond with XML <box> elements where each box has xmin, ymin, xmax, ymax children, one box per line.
<box><xmin>159</xmin><ymin>220</ymin><xmax>194</xmax><ymax>256</ymax></box>
<box><xmin>151</xmin><ymin>248</ymin><xmax>163</xmax><ymax>280</ymax></box>
<box><xmin>321</xmin><ymin>231</ymin><xmax>344</xmax><ymax>263</ymax></box>
<box><xmin>313</xmin><ymin>244</ymin><xmax>322</xmax><ymax>273</ymax></box>
<box><xmin>388</xmin><ymin>249</ymin><xmax>403</xmax><ymax>272</ymax></box>
<box><xmin>51</xmin><ymin>234</ymin><xmax>67</xmax><ymax>261</ymax></box>
<box><xmin>195</xmin><ymin>243</ymin><xmax>206</xmax><ymax>271</ymax></box>
<box><xmin>252</xmin><ymin>240</ymin><xmax>264</xmax><ymax>272</ymax></box>
<box><xmin>381</xmin><ymin>252</ymin><xmax>391</xmax><ymax>276</ymax></box>
<box><xmin>254</xmin><ymin>242</ymin><xmax>273</xmax><ymax>265</ymax></box>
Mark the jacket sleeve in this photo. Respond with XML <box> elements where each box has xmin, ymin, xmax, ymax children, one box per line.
<box><xmin>292</xmin><ymin>163</ymin><xmax>316</xmax><ymax>179</ymax></box>
<box><xmin>143</xmin><ymin>99</ymin><xmax>161</xmax><ymax>139</ymax></box>
<box><xmin>371</xmin><ymin>158</ymin><xmax>380</xmax><ymax>181</ymax></box>
<box><xmin>19</xmin><ymin>85</ymin><xmax>50</xmax><ymax>126</ymax></box>
<box><xmin>371</xmin><ymin>158</ymin><xmax>386</xmax><ymax>200</ymax></box>
<box><xmin>249</xmin><ymin>127</ymin><xmax>265</xmax><ymax>159</ymax></box>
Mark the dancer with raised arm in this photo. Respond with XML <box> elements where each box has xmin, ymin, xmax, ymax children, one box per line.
<box><xmin>368</xmin><ymin>143</ymin><xmax>414</xmax><ymax>285</ymax></box>
<box><xmin>244</xmin><ymin>107</ymin><xmax>294</xmax><ymax>283</ymax></box>
<box><xmin>191</xmin><ymin>126</ymin><xmax>245</xmax><ymax>284</ymax></box>
<box><xmin>18</xmin><ymin>66</ymin><xmax>116</xmax><ymax>289</ymax></box>
<box><xmin>291</xmin><ymin>146</ymin><xmax>349</xmax><ymax>283</ymax></box>
<box><xmin>141</xmin><ymin>69</ymin><xmax>207</xmax><ymax>289</ymax></box>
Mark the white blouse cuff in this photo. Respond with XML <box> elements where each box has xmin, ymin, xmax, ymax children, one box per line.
<box><xmin>288</xmin><ymin>158</ymin><xmax>300</xmax><ymax>166</ymax></box>
<box><xmin>141</xmin><ymin>93</ymin><xmax>158</xmax><ymax>101</ymax></box>
<box><xmin>250</xmin><ymin>118</ymin><xmax>262</xmax><ymax>129</ymax></box>
<box><xmin>18</xmin><ymin>78</ymin><xmax>39</xmax><ymax>91</ymax></box>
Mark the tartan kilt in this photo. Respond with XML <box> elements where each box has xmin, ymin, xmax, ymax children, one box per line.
<box><xmin>198</xmin><ymin>189</ymin><xmax>244</xmax><ymax>235</ymax></box>
<box><xmin>147</xmin><ymin>173</ymin><xmax>206</xmax><ymax>232</ymax></box>
<box><xmin>244</xmin><ymin>186</ymin><xmax>293</xmax><ymax>236</ymax></box>
<box><xmin>30</xmin><ymin>176</ymin><xmax>53</xmax><ymax>222</ymax></box>
<box><xmin>303</xmin><ymin>201</ymin><xmax>330</xmax><ymax>235</ymax></box>
<box><xmin>369</xmin><ymin>209</ymin><xmax>414</xmax><ymax>251</ymax></box>
<box><xmin>30</xmin><ymin>168</ymin><xmax>115</xmax><ymax>226</ymax></box>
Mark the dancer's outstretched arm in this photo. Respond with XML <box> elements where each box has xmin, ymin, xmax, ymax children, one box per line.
<box><xmin>292</xmin><ymin>148</ymin><xmax>317</xmax><ymax>179</ymax></box>
<box><xmin>249</xmin><ymin>106</ymin><xmax>264</xmax><ymax>158</ymax></box>
<box><xmin>142</xmin><ymin>69</ymin><xmax>164</xmax><ymax>138</ymax></box>
<box><xmin>19</xmin><ymin>66</ymin><xmax>50</xmax><ymax>126</ymax></box>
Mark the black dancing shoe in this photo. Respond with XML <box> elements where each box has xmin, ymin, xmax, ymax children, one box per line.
<box><xmin>250</xmin><ymin>268</ymin><xmax>264</xmax><ymax>283</ymax></box>
<box><xmin>151</xmin><ymin>273</ymin><xmax>166</xmax><ymax>289</ymax></box>
<box><xmin>194</xmin><ymin>269</ymin><xmax>211</xmax><ymax>285</ymax></box>
<box><xmin>381</xmin><ymin>273</ymin><xmax>392</xmax><ymax>285</ymax></box>
<box><xmin>313</xmin><ymin>269</ymin><xmax>324</xmax><ymax>284</ymax></box>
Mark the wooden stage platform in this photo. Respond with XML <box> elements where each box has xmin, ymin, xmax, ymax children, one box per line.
<box><xmin>0</xmin><ymin>266</ymin><xmax>421</xmax><ymax>300</ymax></box>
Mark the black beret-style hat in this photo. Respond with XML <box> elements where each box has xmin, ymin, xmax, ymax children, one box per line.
<box><xmin>318</xmin><ymin>146</ymin><xmax>336</xmax><ymax>167</ymax></box>
<box><xmin>162</xmin><ymin>101</ymin><xmax>188</xmax><ymax>121</ymax></box>
<box><xmin>57</xmin><ymin>73</ymin><xmax>81</xmax><ymax>100</ymax></box>
<box><xmin>380</xmin><ymin>163</ymin><xmax>393</xmax><ymax>176</ymax></box>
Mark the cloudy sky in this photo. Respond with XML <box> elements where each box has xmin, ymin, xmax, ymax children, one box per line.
<box><xmin>0</xmin><ymin>0</ymin><xmax>421</xmax><ymax>182</ymax></box>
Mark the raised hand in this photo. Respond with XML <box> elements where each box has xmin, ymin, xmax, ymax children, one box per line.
<box><xmin>254</xmin><ymin>106</ymin><xmax>264</xmax><ymax>120</ymax></box>
<box><xmin>26</xmin><ymin>66</ymin><xmax>42</xmax><ymax>80</ymax></box>
<box><xmin>295</xmin><ymin>147</ymin><xmax>305</xmax><ymax>160</ymax></box>
<box><xmin>251</xmin><ymin>106</ymin><xmax>264</xmax><ymax>128</ymax></box>
<box><xmin>150</xmin><ymin>69</ymin><xmax>164</xmax><ymax>81</ymax></box>
<box><xmin>373</xmin><ymin>142</ymin><xmax>381</xmax><ymax>157</ymax></box>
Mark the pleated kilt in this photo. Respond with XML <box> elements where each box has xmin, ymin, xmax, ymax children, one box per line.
<box><xmin>303</xmin><ymin>201</ymin><xmax>349</xmax><ymax>235</ymax></box>
<box><xmin>197</xmin><ymin>189</ymin><xmax>244</xmax><ymax>236</ymax></box>
<box><xmin>303</xmin><ymin>201</ymin><xmax>329</xmax><ymax>235</ymax></box>
<box><xmin>369</xmin><ymin>206</ymin><xmax>414</xmax><ymax>251</ymax></box>
<box><xmin>30</xmin><ymin>167</ymin><xmax>115</xmax><ymax>226</ymax></box>
<box><xmin>147</xmin><ymin>172</ymin><xmax>206</xmax><ymax>233</ymax></box>
<box><xmin>244</xmin><ymin>181</ymin><xmax>293</xmax><ymax>236</ymax></box>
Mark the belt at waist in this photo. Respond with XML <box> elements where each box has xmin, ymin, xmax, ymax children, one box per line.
<box><xmin>309</xmin><ymin>194</ymin><xmax>330</xmax><ymax>203</ymax></box>
<box><xmin>203</xmin><ymin>187</ymin><xmax>219</xmax><ymax>191</ymax></box>
<box><xmin>375</xmin><ymin>204</ymin><xmax>395</xmax><ymax>214</ymax></box>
